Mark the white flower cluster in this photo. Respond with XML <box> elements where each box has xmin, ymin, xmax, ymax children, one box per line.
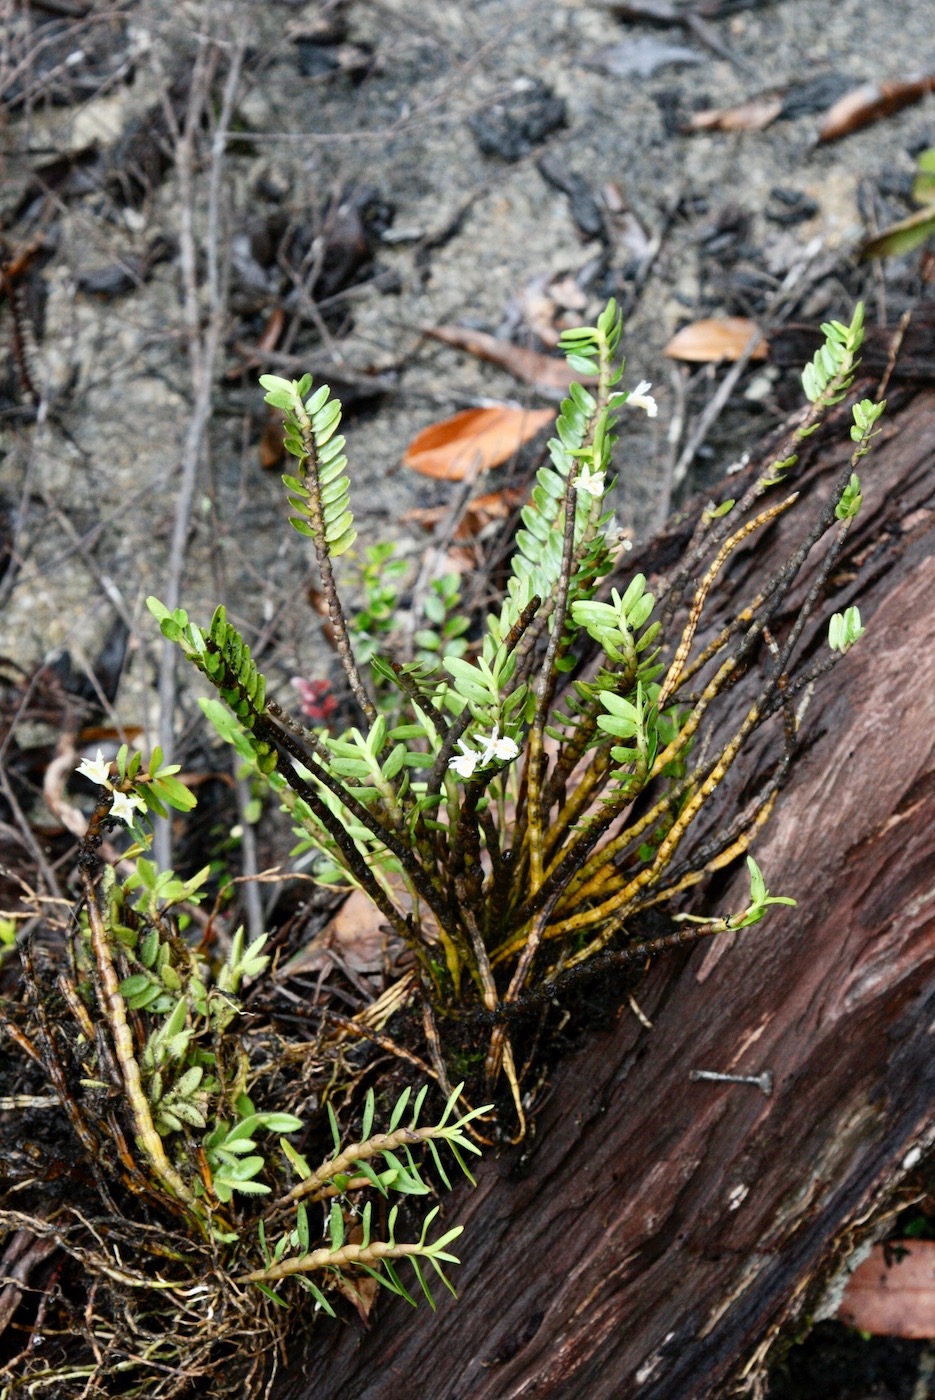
<box><xmin>75</xmin><ymin>749</ymin><xmax>146</xmax><ymax>826</ymax></box>
<box><xmin>448</xmin><ymin>724</ymin><xmax>520</xmax><ymax>780</ymax></box>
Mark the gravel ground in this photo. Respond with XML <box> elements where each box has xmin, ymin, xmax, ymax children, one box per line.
<box><xmin>2</xmin><ymin>0</ymin><xmax>933</xmax><ymax>728</ymax></box>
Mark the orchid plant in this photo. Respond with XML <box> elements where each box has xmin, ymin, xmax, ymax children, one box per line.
<box><xmin>145</xmin><ymin>300</ymin><xmax>879</xmax><ymax>1129</ymax></box>
<box><xmin>56</xmin><ymin>747</ymin><xmax>491</xmax><ymax>1331</ymax></box>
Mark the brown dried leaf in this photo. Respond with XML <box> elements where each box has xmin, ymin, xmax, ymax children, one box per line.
<box><xmin>259</xmin><ymin>410</ymin><xmax>286</xmax><ymax>470</ymax></box>
<box><xmin>333</xmin><ymin>1269</ymin><xmax>380</xmax><ymax>1325</ymax></box>
<box><xmin>838</xmin><ymin>1241</ymin><xmax>935</xmax><ymax>1338</ymax></box>
<box><xmin>425</xmin><ymin>323</ymin><xmax>598</xmax><ymax>396</ymax></box>
<box><xmin>818</xmin><ymin>75</ymin><xmax>935</xmax><ymax>143</ymax></box>
<box><xmin>686</xmin><ymin>95</ymin><xmax>783</xmax><ymax>133</ymax></box>
<box><xmin>280</xmin><ymin>868</ymin><xmax>438</xmax><ymax>981</ymax></box>
<box><xmin>404</xmin><ymin>485</ymin><xmax>525</xmax><ymax>540</ymax></box>
<box><xmin>664</xmin><ymin>317</ymin><xmax>769</xmax><ymax>363</ymax></box>
<box><xmin>79</xmin><ymin>724</ymin><xmax>144</xmax><ymax>744</ymax></box>
<box><xmin>403</xmin><ymin>405</ymin><xmax>555</xmax><ymax>481</ymax></box>
<box><xmin>280</xmin><ymin>887</ymin><xmax>390</xmax><ymax>978</ymax></box>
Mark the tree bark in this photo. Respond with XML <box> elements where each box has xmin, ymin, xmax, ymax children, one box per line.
<box><xmin>278</xmin><ymin>376</ymin><xmax>935</xmax><ymax>1400</ymax></box>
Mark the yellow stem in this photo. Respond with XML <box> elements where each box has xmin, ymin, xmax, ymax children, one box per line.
<box><xmin>243</xmin><ymin>1237</ymin><xmax>443</xmax><ymax>1286</ymax></box>
<box><xmin>657</xmin><ymin>495</ymin><xmax>796</xmax><ymax>712</ymax></box>
<box><xmin>82</xmin><ymin>871</ymin><xmax>204</xmax><ymax>1223</ymax></box>
<box><xmin>556</xmin><ymin>702</ymin><xmax>762</xmax><ymax>968</ymax></box>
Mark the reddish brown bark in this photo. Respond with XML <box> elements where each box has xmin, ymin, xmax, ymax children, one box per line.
<box><xmin>278</xmin><ymin>382</ymin><xmax>935</xmax><ymax>1400</ymax></box>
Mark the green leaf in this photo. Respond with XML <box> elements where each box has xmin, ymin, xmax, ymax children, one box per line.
<box><xmin>175</xmin><ymin>1066</ymin><xmax>203</xmax><ymax>1097</ymax></box>
<box><xmin>324</xmin><ymin>504</ymin><xmax>354</xmax><ymax>541</ymax></box>
<box><xmin>569</xmin><ymin>381</ymin><xmax>597</xmax><ymax>415</ymax></box>
<box><xmin>361</xmin><ymin>1088</ymin><xmax>375</xmax><ymax>1142</ymax></box>
<box><xmin>259</xmin><ymin>373</ymin><xmax>295</xmax><ymax>395</ymax></box>
<box><xmin>168</xmin><ymin>1099</ymin><xmax>207</xmax><ymax>1129</ymax></box>
<box><xmin>411</xmin><ymin>1084</ymin><xmax>428</xmax><ymax>1125</ymax></box>
<box><xmin>408</xmin><ymin>1256</ymin><xmax>434</xmax><ymax>1309</ymax></box>
<box><xmin>329</xmin><ymin>527</ymin><xmax>358</xmax><ymax>557</ymax></box>
<box><xmin>296</xmin><ymin>1202</ymin><xmax>310</xmax><ymax>1252</ymax></box>
<box><xmin>224</xmin><ymin>1115</ymin><xmax>261</xmax><ymax>1145</ymax></box>
<box><xmin>168</xmin><ymin>1028</ymin><xmax>193</xmax><ymax>1059</ymax></box>
<box><xmin>254</xmin><ymin>1281</ymin><xmax>289</xmax><ymax>1308</ymax></box>
<box><xmin>327</xmin><ymin>1102</ymin><xmax>341</xmax><ymax>1156</ymax></box>
<box><xmin>382</xmin><ymin>743</ymin><xmax>407</xmax><ymax>782</ymax></box>
<box><xmin>599</xmin><ymin>691</ymin><xmax>640</xmax><ymax>720</ymax></box>
<box><xmin>295</xmin><ymin>1276</ymin><xmax>336</xmax><ymax>1315</ymax></box>
<box><xmin>836</xmin><ymin>472</ymin><xmax>863</xmax><ymax>520</ymax></box>
<box><xmin>829</xmin><ymin>605</ymin><xmax>864</xmax><ymax>652</ymax></box>
<box><xmin>281</xmin><ymin>1137</ymin><xmax>312</xmax><ymax>1179</ymax></box>
<box><xmin>381</xmin><ymin>1151</ymin><xmax>427</xmax><ymax>1195</ymax></box>
<box><xmin>565</xmin><ymin>352</ymin><xmax>598</xmax><ymax>375</ymax></box>
<box><xmin>389</xmin><ymin>1087</ymin><xmax>413</xmax><ymax>1131</ymax></box>
<box><xmin>255</xmin><ymin>1112</ymin><xmax>303</xmax><ymax>1134</ymax></box>
<box><xmin>381</xmin><ymin>1259</ymin><xmax>417</xmax><ymax>1307</ymax></box>
<box><xmin>224</xmin><ymin>1178</ymin><xmax>271</xmax><ymax>1196</ymax></box>
<box><xmin>861</xmin><ymin>205</ymin><xmax>935</xmax><ymax>261</ymax></box>
<box><xmin>628</xmin><ymin>594</ymin><xmax>654</xmax><ymax>630</ymax></box>
<box><xmin>227</xmin><ymin>1154</ymin><xmax>266</xmax><ymax>1181</ymax></box>
<box><xmin>119</xmin><ymin>973</ymin><xmax>153</xmax><ymax>998</ymax></box>
<box><xmin>746</xmin><ymin>856</ymin><xmax>766</xmax><ymax>905</ymax></box>
<box><xmin>708</xmin><ymin>499</ymin><xmax>735</xmax><ymax>519</ymax></box>
<box><xmin>318</xmin><ymin>435</ymin><xmax>347</xmax><ymax>467</ymax></box>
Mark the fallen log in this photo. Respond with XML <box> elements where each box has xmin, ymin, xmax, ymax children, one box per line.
<box><xmin>278</xmin><ymin>367</ymin><xmax>935</xmax><ymax>1399</ymax></box>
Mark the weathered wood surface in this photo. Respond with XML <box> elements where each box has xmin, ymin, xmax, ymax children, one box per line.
<box><xmin>279</xmin><ymin>382</ymin><xmax>935</xmax><ymax>1400</ymax></box>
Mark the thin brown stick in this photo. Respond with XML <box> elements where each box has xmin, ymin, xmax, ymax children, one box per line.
<box><xmin>155</xmin><ymin>24</ymin><xmax>245</xmax><ymax>868</ymax></box>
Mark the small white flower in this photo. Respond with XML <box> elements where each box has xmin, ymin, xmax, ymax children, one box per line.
<box><xmin>109</xmin><ymin>790</ymin><xmax>146</xmax><ymax>825</ymax></box>
<box><xmin>488</xmin><ymin>735</ymin><xmax>520</xmax><ymax>763</ymax></box>
<box><xmin>479</xmin><ymin>724</ymin><xmax>520</xmax><ymax>765</ymax></box>
<box><xmin>76</xmin><ymin>749</ymin><xmax>112</xmax><ymax>786</ymax></box>
<box><xmin>574</xmin><ymin>463</ymin><xmax>605</xmax><ymax>498</ymax></box>
<box><xmin>627</xmin><ymin>380</ymin><xmax>658</xmax><ymax>418</ymax></box>
<box><xmin>448</xmin><ymin>740</ymin><xmax>480</xmax><ymax>780</ymax></box>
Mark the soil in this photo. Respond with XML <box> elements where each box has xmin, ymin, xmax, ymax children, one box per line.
<box><xmin>2</xmin><ymin>0</ymin><xmax>935</xmax><ymax>1394</ymax></box>
<box><xmin>2</xmin><ymin>0</ymin><xmax>933</xmax><ymax>706</ymax></box>
<box><xmin>768</xmin><ymin>1324</ymin><xmax>935</xmax><ymax>1400</ymax></box>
